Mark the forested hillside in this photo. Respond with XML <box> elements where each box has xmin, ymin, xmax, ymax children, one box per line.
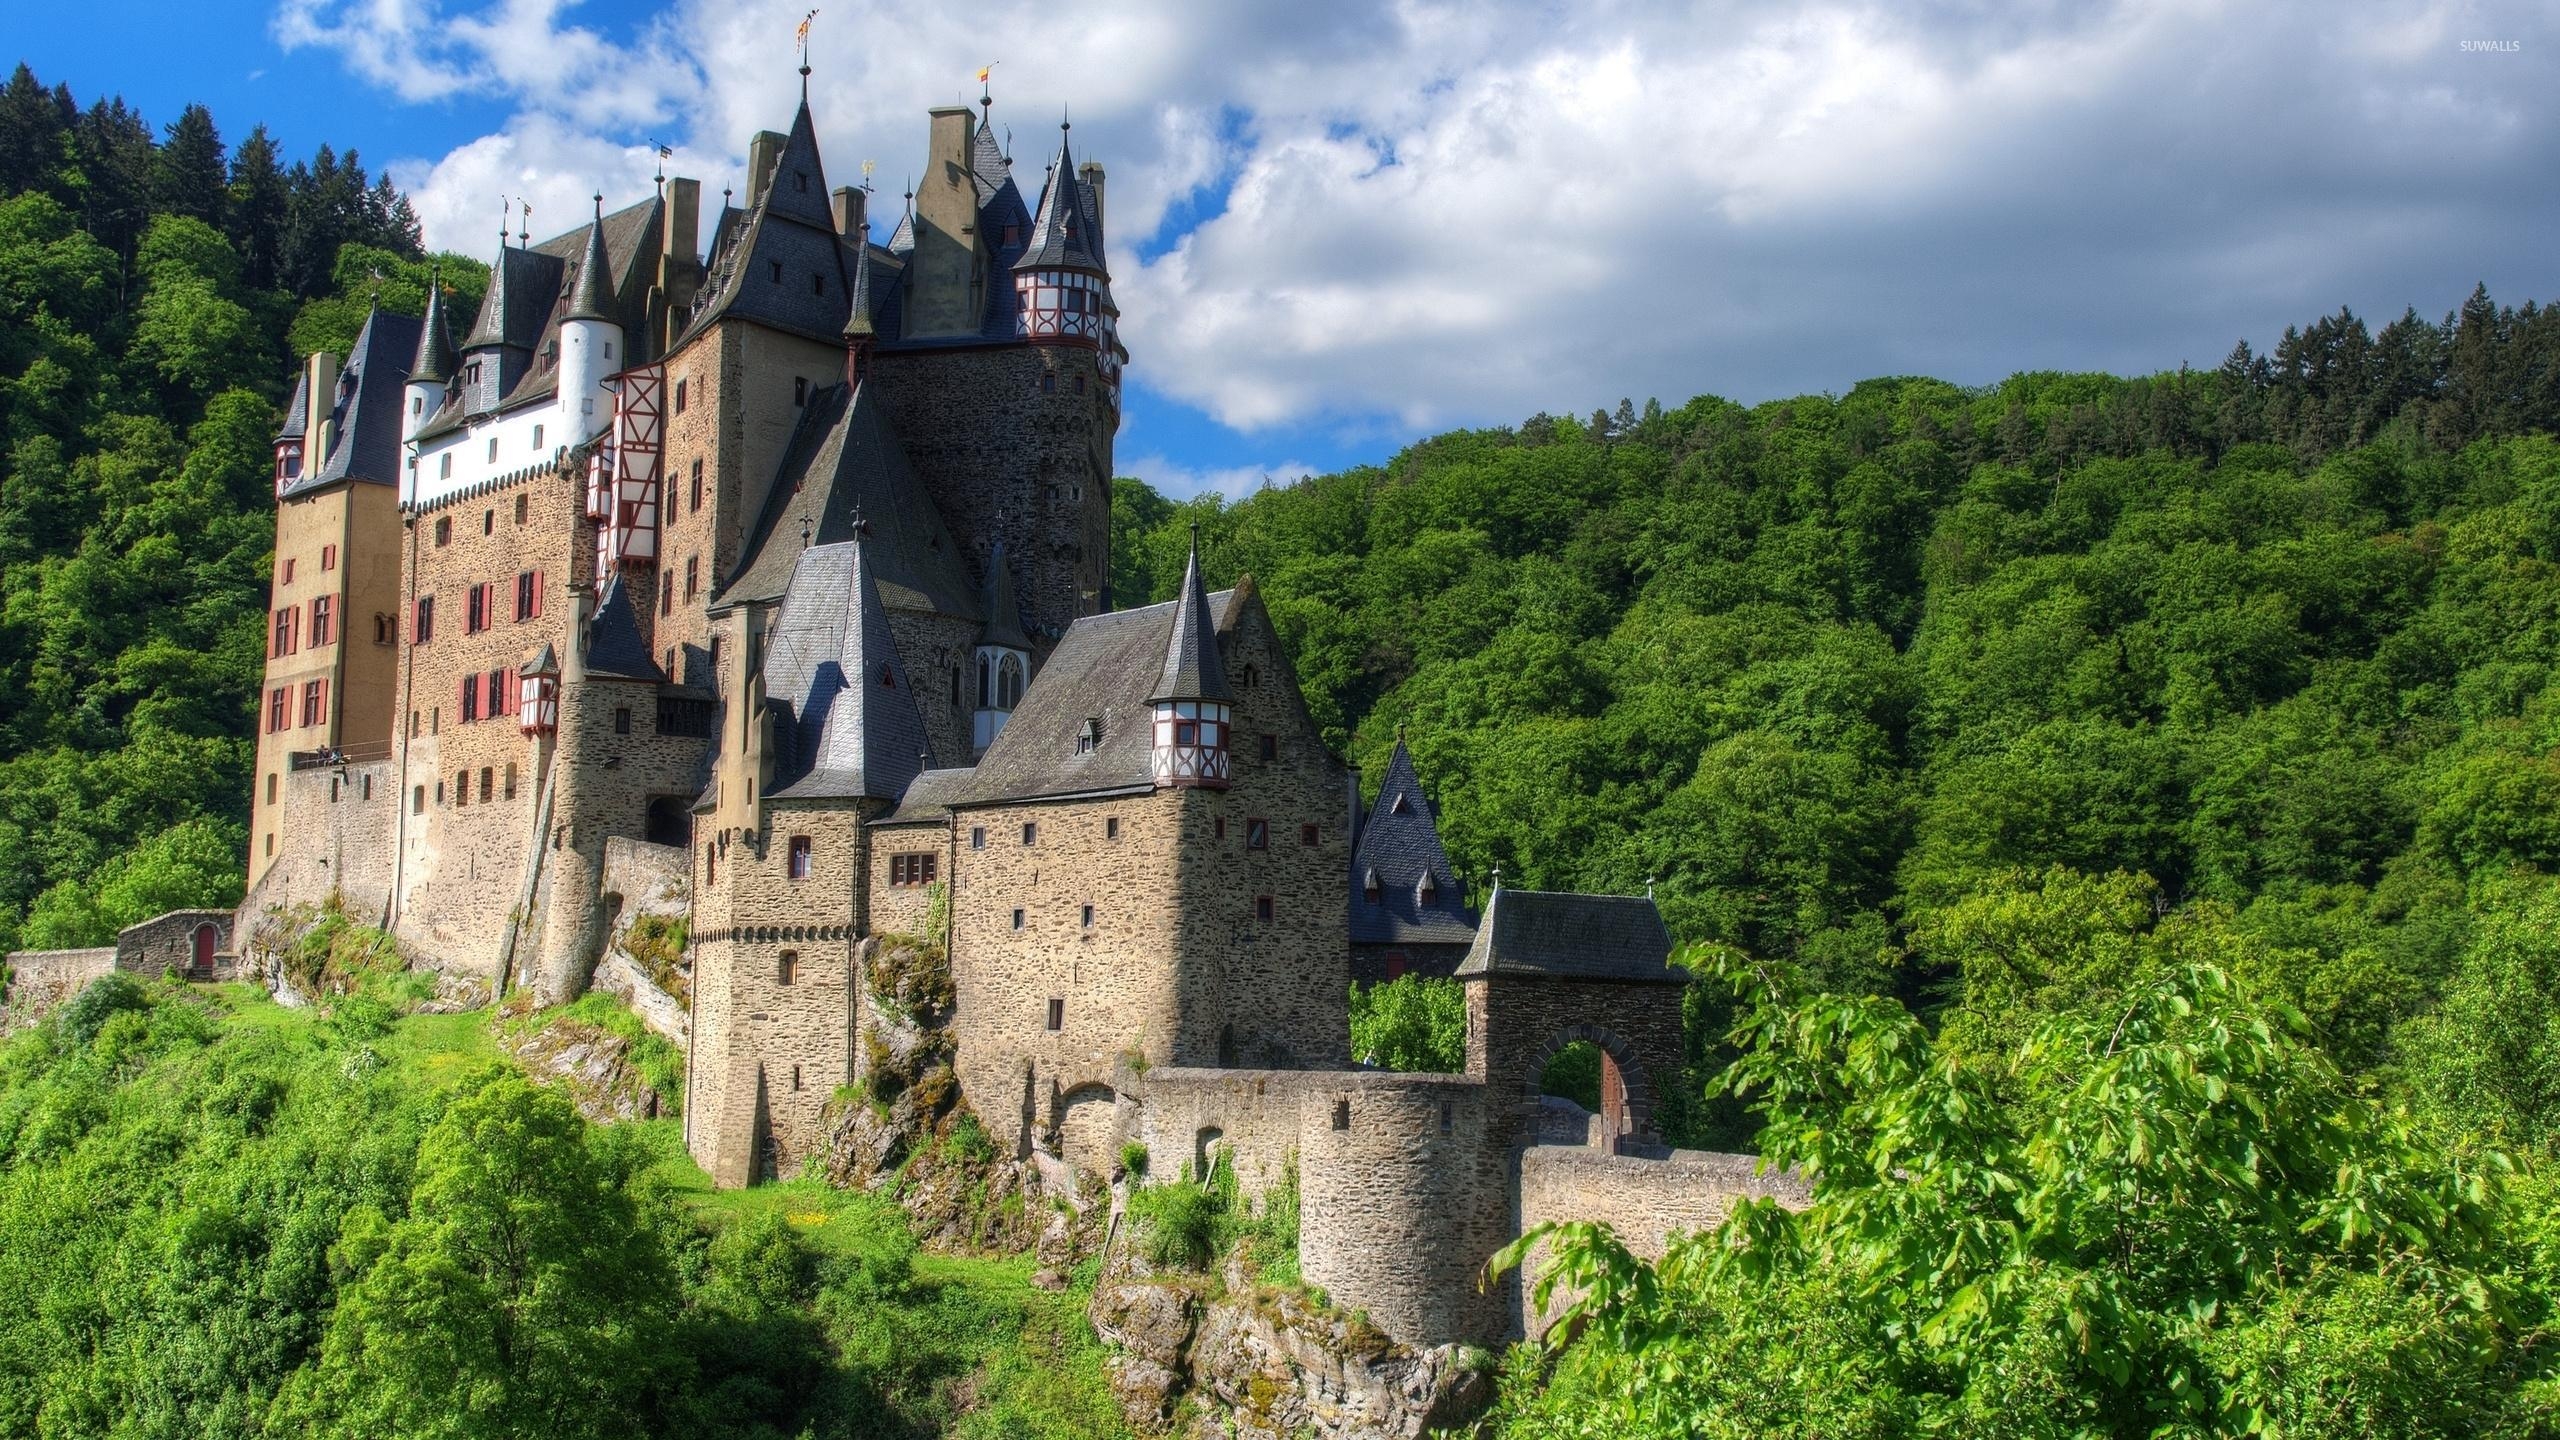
<box><xmin>0</xmin><ymin>64</ymin><xmax>482</xmax><ymax>953</ymax></box>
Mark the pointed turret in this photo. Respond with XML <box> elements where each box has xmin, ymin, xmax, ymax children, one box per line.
<box><xmin>1015</xmin><ymin>126</ymin><xmax>1103</xmax><ymax>277</ymax></box>
<box><xmin>1147</xmin><ymin>528</ymin><xmax>1232</xmax><ymax>788</ymax></box>
<box><xmin>404</xmin><ymin>274</ymin><xmax>456</xmax><ymax>444</ymax></box>
<box><xmin>556</xmin><ymin>194</ymin><xmax>620</xmax><ymax>437</ymax></box>
<box><xmin>565</xmin><ymin>201</ymin><xmax>616</xmax><ymax>321</ymax></box>
<box><xmin>1012</xmin><ymin>123</ymin><xmax>1110</xmax><ymax>345</ymax></box>
<box><xmin>843</xmin><ymin>237</ymin><xmax>876</xmax><ymax>384</ymax></box>
<box><xmin>970</xmin><ymin>103</ymin><xmax>1011</xmax><ymax>204</ymax></box>
<box><xmin>757</xmin><ymin>532</ymin><xmax>932</xmax><ymax>803</ymax></box>
<box><xmin>972</xmin><ymin>538</ymin><xmax>1032</xmax><ymax>756</ymax></box>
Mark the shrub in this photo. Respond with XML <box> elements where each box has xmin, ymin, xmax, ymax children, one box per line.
<box><xmin>57</xmin><ymin>972</ymin><xmax>150</xmax><ymax>1048</ymax></box>
<box><xmin>1120</xmin><ymin>1141</ymin><xmax>1149</xmax><ymax>1178</ymax></box>
<box><xmin>1130</xmin><ymin>1152</ymin><xmax>1241</xmax><ymax>1271</ymax></box>
<box><xmin>1350</xmin><ymin>975</ymin><xmax>1466</xmax><ymax>1071</ymax></box>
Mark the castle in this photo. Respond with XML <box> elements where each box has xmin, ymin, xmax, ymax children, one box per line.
<box><xmin>228</xmin><ymin>77</ymin><xmax>1794</xmax><ymax>1349</ymax></box>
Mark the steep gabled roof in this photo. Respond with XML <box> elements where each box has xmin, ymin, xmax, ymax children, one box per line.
<box><xmin>1351</xmin><ymin>737</ymin><xmax>1476</xmax><ymax>945</ymax></box>
<box><xmin>969</xmin><ymin>107</ymin><xmax>1012</xmax><ymax>204</ymax></box>
<box><xmin>722</xmin><ymin>380</ymin><xmax>978</xmax><ymax>622</ymax></box>
<box><xmin>584</xmin><ymin>573</ymin><xmax>664</xmax><ymax>682</ymax></box>
<box><xmin>1014</xmin><ymin>128</ymin><xmax>1102</xmax><ymax>275</ymax></box>
<box><xmin>676</xmin><ymin>101</ymin><xmax>857</xmax><ymax>349</ymax></box>
<box><xmin>1453</xmin><ymin>890</ymin><xmax>1681</xmax><ymax>983</ymax></box>
<box><xmin>463</xmin><ymin>243</ymin><xmax>563</xmax><ymax>353</ymax></box>
<box><xmin>878</xmin><ymin>766</ymin><xmax>975</xmax><ymax>826</ymax></box>
<box><xmin>759</xmin><ymin>538</ymin><xmax>931</xmax><ymax>802</ymax></box>
<box><xmin>1149</xmin><ymin>533</ymin><xmax>1230</xmax><ymax>703</ymax></box>
<box><xmin>276</xmin><ymin>374</ymin><xmax>309</xmax><ymax>442</ymax></box>
<box><xmin>564</xmin><ymin>199</ymin><xmax>616</xmax><ymax>321</ymax></box>
<box><xmin>964</xmin><ymin>586</ymin><xmax>1238</xmax><ymax>806</ymax></box>
<box><xmin>288</xmin><ymin>305</ymin><xmax>419</xmax><ymax>497</ymax></box>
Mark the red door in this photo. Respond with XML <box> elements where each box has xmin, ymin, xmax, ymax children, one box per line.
<box><xmin>192</xmin><ymin>924</ymin><xmax>215</xmax><ymax>976</ymax></box>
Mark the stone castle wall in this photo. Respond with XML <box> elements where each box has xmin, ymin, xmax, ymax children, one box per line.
<box><xmin>392</xmin><ymin>463</ymin><xmax>587</xmax><ymax>977</ymax></box>
<box><xmin>870</xmin><ymin>344</ymin><xmax>1113</xmax><ymax>640</ymax></box>
<box><xmin>240</xmin><ymin>756</ymin><xmax>399</xmax><ymax>927</ymax></box>
<box><xmin>864</xmin><ymin>820</ymin><xmax>948</xmax><ymax>941</ymax></box>
<box><xmin>113</xmin><ymin>910</ymin><xmax>235</xmax><ymax>977</ymax></box>
<box><xmin>0</xmin><ymin>949</ymin><xmax>117</xmax><ymax>1034</ymax></box>
<box><xmin>1514</xmin><ymin>1146</ymin><xmax>1810</xmax><ymax>1338</ymax></box>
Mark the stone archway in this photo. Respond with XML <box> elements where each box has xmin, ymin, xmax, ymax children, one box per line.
<box><xmin>1049</xmin><ymin>1081</ymin><xmax>1120</xmax><ymax>1182</ymax></box>
<box><xmin>1520</xmin><ymin>1023</ymin><xmax>1656</xmax><ymax>1151</ymax></box>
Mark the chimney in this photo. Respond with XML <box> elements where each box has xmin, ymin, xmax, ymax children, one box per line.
<box><xmin>909</xmin><ymin>106</ymin><xmax>982</xmax><ymax>338</ymax></box>
<box><xmin>664</xmin><ymin>177</ymin><xmax>701</xmax><ymax>264</ymax></box>
<box><xmin>1078</xmin><ymin>161</ymin><xmax>1106</xmax><ymax>234</ymax></box>
<box><xmin>830</xmin><ymin>185</ymin><xmax>866</xmax><ymax>238</ymax></box>
<box><xmin>305</xmin><ymin>351</ymin><xmax>341</xmax><ymax>466</ymax></box>
<box><xmin>746</xmin><ymin>131</ymin><xmax>786</xmax><ymax>209</ymax></box>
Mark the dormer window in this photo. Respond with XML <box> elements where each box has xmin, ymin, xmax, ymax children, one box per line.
<box><xmin>1417</xmin><ymin>873</ymin><xmax>1439</xmax><ymax>906</ymax></box>
<box><xmin>1364</xmin><ymin>870</ymin><xmax>1382</xmax><ymax>905</ymax></box>
<box><xmin>794</xmin><ymin>171</ymin><xmax>808</xmax><ymax>193</ymax></box>
<box><xmin>1391</xmin><ymin>793</ymin><xmax>1411</xmax><ymax>815</ymax></box>
<box><xmin>769</xmin><ymin>260</ymin><xmax>783</xmax><ymax>283</ymax></box>
<box><xmin>1077</xmin><ymin>717</ymin><xmax>1102</xmax><ymax>754</ymax></box>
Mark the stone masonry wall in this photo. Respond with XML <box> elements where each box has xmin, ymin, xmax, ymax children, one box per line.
<box><xmin>865</xmin><ymin>820</ymin><xmax>948</xmax><ymax>941</ymax></box>
<box><xmin>870</xmin><ymin>344</ymin><xmax>1113</xmax><ymax>642</ymax></box>
<box><xmin>1514</xmin><ymin>1146</ymin><xmax>1810</xmax><ymax>1339</ymax></box>
<box><xmin>0</xmin><ymin>949</ymin><xmax>117</xmax><ymax>1034</ymax></box>
<box><xmin>392</xmin><ymin>462</ymin><xmax>587</xmax><ymax>977</ymax></box>
<box><xmin>947</xmin><ymin>791</ymin><xmax>1186</xmax><ymax>1161</ymax></box>
<box><xmin>884</xmin><ymin>608</ymin><xmax>977</xmax><ymax>770</ymax></box>
<box><xmin>114</xmin><ymin>910</ymin><xmax>235</xmax><ymax>977</ymax></box>
<box><xmin>1465</xmin><ymin>973</ymin><xmax>1690</xmax><ymax>1151</ymax></box>
<box><xmin>239</xmin><ymin>756</ymin><xmax>399</xmax><ymax>927</ymax></box>
<box><xmin>530</xmin><ymin>669</ymin><xmax>710</xmax><ymax>1000</ymax></box>
<box><xmin>686</xmin><ymin>802</ymin><xmax>867</xmax><ymax>1187</ymax></box>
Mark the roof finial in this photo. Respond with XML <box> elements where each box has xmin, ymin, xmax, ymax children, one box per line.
<box><xmin>1396</xmin><ymin>721</ymin><xmax>1407</xmax><ymax>745</ymax></box>
<box><xmin>796</xmin><ymin>8</ymin><xmax>817</xmax><ymax>89</ymax></box>
<box><xmin>517</xmin><ymin>196</ymin><xmax>530</xmax><ymax>247</ymax></box>
<box><xmin>1492</xmin><ymin>864</ymin><xmax>1503</xmax><ymax>894</ymax></box>
<box><xmin>1645</xmin><ymin>875</ymin><xmax>1656</xmax><ymax>899</ymax></box>
<box><xmin>799</xmin><ymin>514</ymin><xmax>812</xmax><ymax>549</ymax></box>
<box><xmin>592</xmin><ymin>191</ymin><xmax>603</xmax><ymax>221</ymax></box>
<box><xmin>497</xmin><ymin>196</ymin><xmax>509</xmax><ymax>252</ymax></box>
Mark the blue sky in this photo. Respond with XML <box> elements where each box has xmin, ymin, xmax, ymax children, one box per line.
<box><xmin>10</xmin><ymin>1</ymin><xmax>2556</xmax><ymax>496</ymax></box>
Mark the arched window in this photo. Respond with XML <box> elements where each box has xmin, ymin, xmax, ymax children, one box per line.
<box><xmin>1363</xmin><ymin>869</ymin><xmax>1382</xmax><ymax>905</ymax></box>
<box><xmin>999</xmin><ymin>653</ymin><xmax>1025</xmax><ymax>708</ymax></box>
<box><xmin>977</xmin><ymin>653</ymin><xmax>993</xmax><ymax>707</ymax></box>
<box><xmin>776</xmin><ymin>951</ymin><xmax>797</xmax><ymax>986</ymax></box>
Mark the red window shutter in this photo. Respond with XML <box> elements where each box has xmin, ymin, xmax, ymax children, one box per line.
<box><xmin>531</xmin><ymin>570</ymin><xmax>543</xmax><ymax>619</ymax></box>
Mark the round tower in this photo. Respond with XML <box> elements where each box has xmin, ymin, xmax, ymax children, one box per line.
<box><xmin>557</xmin><ymin>194</ymin><xmax>619</xmax><ymax>441</ymax></box>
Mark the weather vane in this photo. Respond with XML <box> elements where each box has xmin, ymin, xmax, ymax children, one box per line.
<box><xmin>796</xmin><ymin>9</ymin><xmax>818</xmax><ymax>70</ymax></box>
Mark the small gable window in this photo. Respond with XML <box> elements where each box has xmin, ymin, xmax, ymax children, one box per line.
<box><xmin>769</xmin><ymin>260</ymin><xmax>783</xmax><ymax>283</ymax></box>
<box><xmin>1417</xmin><ymin>873</ymin><xmax>1439</xmax><ymax>906</ymax></box>
<box><xmin>1077</xmin><ymin>717</ymin><xmax>1102</xmax><ymax>754</ymax></box>
<box><xmin>1390</xmin><ymin>793</ymin><xmax>1411</xmax><ymax>815</ymax></box>
<box><xmin>812</xmin><ymin>273</ymin><xmax>825</xmax><ymax>296</ymax></box>
<box><xmin>879</xmin><ymin>663</ymin><xmax>896</xmax><ymax>688</ymax></box>
<box><xmin>1364</xmin><ymin>869</ymin><xmax>1382</xmax><ymax>904</ymax></box>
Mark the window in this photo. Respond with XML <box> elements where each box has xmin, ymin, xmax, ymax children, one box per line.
<box><xmin>478</xmin><ymin>767</ymin><xmax>493</xmax><ymax>803</ymax></box>
<box><xmin>531</xmin><ymin>423</ymin><xmax>544</xmax><ymax>450</ymax></box>
<box><xmin>674</xmin><ymin>378</ymin><xmax>687</xmax><ymax>414</ymax></box>
<box><xmin>434</xmin><ymin>516</ymin><xmax>451</xmax><ymax>546</ymax></box>
<box><xmin>791</xmin><ymin>1065</ymin><xmax>802</xmax><ymax>1091</ymax></box>
<box><xmin>514</xmin><ymin>493</ymin><xmax>527</xmax><ymax>525</ymax></box>
<box><xmin>1080</xmin><ymin>903</ymin><xmax>1094</xmax><ymax>928</ymax></box>
<box><xmin>690</xmin><ymin>458</ymin><xmax>702</xmax><ymax>514</ymax></box>
<box><xmin>320</xmin><ymin>544</ymin><xmax>337</xmax><ymax>571</ymax></box>
<box><xmin>361</xmin><ymin>773</ymin><xmax>372</xmax><ymax>801</ymax></box>
<box><xmin>1046</xmin><ymin>998</ymin><xmax>1064</xmax><ymax>1032</ymax></box>
<box><xmin>1214</xmin><ymin>817</ymin><xmax>1227</xmax><ymax>841</ymax></box>
<box><xmin>412</xmin><ymin>785</ymin><xmax>425</xmax><ymax>815</ymax></box>
<box><xmin>487</xmin><ymin>437</ymin><xmax>498</xmax><ymax>463</ymax></box>
<box><xmin>890</xmin><ymin>853</ymin><xmax>937</xmax><ymax>886</ymax></box>
<box><xmin>281</xmin><ymin>556</ymin><xmax>295</xmax><ymax>584</ymax></box>
<box><xmin>1440</xmin><ymin>1100</ymin><xmax>1454</xmax><ymax>1135</ymax></box>
<box><xmin>515</xmin><ymin>570</ymin><xmax>541</xmax><ymax>622</ymax></box>
<box><xmin>1021</xmin><ymin>822</ymin><xmax>1038</xmax><ymax>846</ymax></box>
<box><xmin>1174</xmin><ymin>719</ymin><xmax>1196</xmax><ymax>746</ymax></box>
<box><xmin>440</xmin><ymin>453</ymin><xmax>453</xmax><ymax>479</ymax></box>
<box><xmin>265</xmin><ymin>772</ymin><xmax>278</xmax><ymax>804</ymax></box>
<box><xmin>301</xmin><ymin>679</ymin><xmax>325</xmax><ymax>727</ymax></box>
<box><xmin>503</xmin><ymin>762</ymin><xmax>517</xmax><ymax>800</ymax></box>
<box><xmin>685</xmin><ymin>555</ymin><xmax>699</xmax><ymax>600</ymax></box>
<box><xmin>776</xmin><ymin>951</ymin><xmax>797</xmax><ymax>985</ymax></box>
<box><xmin>812</xmin><ymin>273</ymin><xmax>824</xmax><ymax>295</ymax></box>
<box><xmin>467</xmin><ymin>584</ymin><xmax>488</xmax><ymax>634</ymax></box>
<box><xmin>769</xmin><ymin>260</ymin><xmax>783</xmax><ymax>283</ymax></box>
<box><xmin>483</xmin><ymin>509</ymin><xmax>494</xmax><ymax>535</ymax></box>
<box><xmin>460</xmin><ymin>674</ymin><xmax>480</xmax><ymax>723</ymax></box>
<box><xmin>792</xmin><ymin>376</ymin><xmax>808</xmax><ymax>406</ymax></box>
<box><xmin>1077</xmin><ymin>717</ymin><xmax>1102</xmax><ymax>753</ymax></box>
<box><xmin>1256</xmin><ymin>895</ymin><xmax>1274</xmax><ymax>923</ymax></box>
<box><xmin>1003</xmin><ymin>224</ymin><xmax>1020</xmax><ymax>246</ymax></box>
<box><xmin>1390</xmin><ymin>793</ymin><xmax>1410</xmax><ymax>815</ymax></box>
<box><xmin>1041</xmin><ymin>373</ymin><xmax>1055</xmax><ymax>394</ymax></box>
<box><xmin>415</xmin><ymin>595</ymin><xmax>435</xmax><ymax>643</ymax></box>
<box><xmin>614</xmin><ymin>706</ymin><xmax>631</xmax><ymax>735</ymax></box>
<box><xmin>1418</xmin><ymin>873</ymin><xmax>1440</xmax><ymax>906</ymax></box>
<box><xmin>1260</xmin><ymin>733</ymin><xmax>1278</xmax><ymax>762</ymax></box>
<box><xmin>487</xmin><ymin>669</ymin><xmax>507</xmax><ymax>718</ymax></box>
<box><xmin>660</xmin><ymin>572</ymin><xmax>673</xmax><ymax>617</ymax></box>
<box><xmin>271</xmin><ymin>607</ymin><xmax>296</xmax><ymax>658</ymax></box>
<box><xmin>1301</xmin><ymin>823</ymin><xmax>1319</xmax><ymax>847</ymax></box>
<box><xmin>1363</xmin><ymin>869</ymin><xmax>1382</xmax><ymax>904</ymax></box>
<box><xmin>309</xmin><ymin>595</ymin><xmax>334</xmax><ymax>646</ymax></box>
<box><xmin>969</xmin><ymin>826</ymin><xmax>986</xmax><ymax>850</ymax></box>
<box><xmin>373</xmin><ymin>613</ymin><xmax>393</xmax><ymax>645</ymax></box>
<box><xmin>1332</xmin><ymin>1098</ymin><xmax>1350</xmax><ymax>1131</ymax></box>
<box><xmin>1105</xmin><ymin>817</ymin><xmax>1120</xmax><ymax>841</ymax></box>
<box><xmin>1011</xmin><ymin>908</ymin><xmax>1025</xmax><ymax>931</ymax></box>
<box><xmin>788</xmin><ymin>835</ymin><xmax>811</xmax><ymax>880</ymax></box>
<box><xmin>1246</xmin><ymin>818</ymin><xmax>1268</xmax><ymax>851</ymax></box>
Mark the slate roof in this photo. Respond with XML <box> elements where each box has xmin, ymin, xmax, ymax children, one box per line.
<box><xmin>1350</xmin><ymin>738</ymin><xmax>1476</xmax><ymax>945</ymax></box>
<box><xmin>411</xmin><ymin>278</ymin><xmax>458</xmax><ymax>384</ymax></box>
<box><xmin>962</xmin><ymin>586</ymin><xmax>1239</xmax><ymax>806</ymax></box>
<box><xmin>420</xmin><ymin>193</ymin><xmax>663</xmax><ymax>439</ymax></box>
<box><xmin>1015</xmin><ymin>128</ymin><xmax>1104</xmax><ymax>275</ymax></box>
<box><xmin>676</xmin><ymin>99</ymin><xmax>864</xmax><ymax>350</ymax></box>
<box><xmin>758</xmin><ymin>539</ymin><xmax>931</xmax><ymax>802</ymax></box>
<box><xmin>878</xmin><ymin>766</ymin><xmax>975</xmax><ymax>826</ymax></box>
<box><xmin>276</xmin><ymin>374</ymin><xmax>309</xmax><ymax>442</ymax></box>
<box><xmin>285</xmin><ymin>306</ymin><xmax>420</xmax><ymax>498</ymax></box>
<box><xmin>584</xmin><ymin>574</ymin><xmax>664</xmax><ymax>682</ymax></box>
<box><xmin>1452</xmin><ymin>890</ymin><xmax>1682</xmax><ymax>984</ymax></box>
<box><xmin>565</xmin><ymin>201</ymin><xmax>617</xmax><ymax>321</ymax></box>
<box><xmin>969</xmin><ymin>105</ymin><xmax>1013</xmax><ymax>203</ymax></box>
<box><xmin>721</xmin><ymin>380</ymin><xmax>979</xmax><ymax>623</ymax></box>
<box><xmin>1150</xmin><ymin>535</ymin><xmax>1230</xmax><ymax>703</ymax></box>
<box><xmin>978</xmin><ymin>538</ymin><xmax>1032</xmax><ymax>652</ymax></box>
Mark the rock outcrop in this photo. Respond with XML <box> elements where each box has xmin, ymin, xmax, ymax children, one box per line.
<box><xmin>1089</xmin><ymin>1256</ymin><xmax>1493</xmax><ymax>1440</ymax></box>
<box><xmin>498</xmin><ymin>1016</ymin><xmax>664</xmax><ymax>1122</ymax></box>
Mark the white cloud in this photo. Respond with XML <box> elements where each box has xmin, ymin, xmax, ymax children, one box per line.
<box><xmin>1120</xmin><ymin>453</ymin><xmax>1318</xmax><ymax>502</ymax></box>
<box><xmin>291</xmin><ymin>0</ymin><xmax>2560</xmax><ymax>449</ymax></box>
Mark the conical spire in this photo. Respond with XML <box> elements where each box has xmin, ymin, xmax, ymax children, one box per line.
<box><xmin>410</xmin><ymin>270</ymin><xmax>458</xmax><ymax>383</ymax></box>
<box><xmin>969</xmin><ymin>104</ymin><xmax>1011</xmax><ymax>203</ymax></box>
<box><xmin>978</xmin><ymin>537</ymin><xmax>1031</xmax><ymax>652</ymax></box>
<box><xmin>1013</xmin><ymin>123</ymin><xmax>1101</xmax><ymax>275</ymax></box>
<box><xmin>758</xmin><ymin>530</ymin><xmax>931</xmax><ymax>802</ymax></box>
<box><xmin>565</xmin><ymin>194</ymin><xmax>615</xmax><ymax>321</ymax></box>
<box><xmin>843</xmin><ymin>234</ymin><xmax>875</xmax><ymax>339</ymax></box>
<box><xmin>1150</xmin><ymin>526</ymin><xmax>1229</xmax><ymax>703</ymax></box>
<box><xmin>760</xmin><ymin>94</ymin><xmax>836</xmax><ymax>230</ymax></box>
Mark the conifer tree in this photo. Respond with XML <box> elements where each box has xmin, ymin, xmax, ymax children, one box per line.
<box><xmin>152</xmin><ymin>103</ymin><xmax>227</xmax><ymax>227</ymax></box>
